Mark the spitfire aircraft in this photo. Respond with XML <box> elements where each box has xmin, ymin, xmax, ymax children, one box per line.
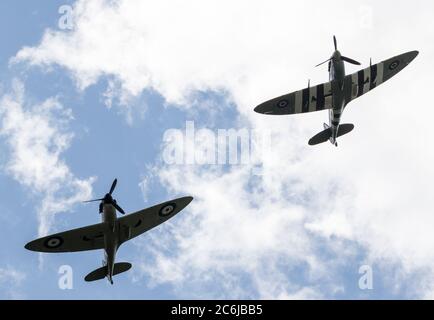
<box><xmin>254</xmin><ymin>36</ymin><xmax>418</xmax><ymax>146</ymax></box>
<box><xmin>25</xmin><ymin>179</ymin><xmax>193</xmax><ymax>284</ymax></box>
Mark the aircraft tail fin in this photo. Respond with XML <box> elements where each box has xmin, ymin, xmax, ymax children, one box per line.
<box><xmin>84</xmin><ymin>262</ymin><xmax>132</xmax><ymax>282</ymax></box>
<box><xmin>308</xmin><ymin>124</ymin><xmax>354</xmax><ymax>146</ymax></box>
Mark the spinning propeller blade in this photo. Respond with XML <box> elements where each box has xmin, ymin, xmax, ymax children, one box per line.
<box><xmin>83</xmin><ymin>178</ymin><xmax>126</xmax><ymax>214</ymax></box>
<box><xmin>113</xmin><ymin>202</ymin><xmax>125</xmax><ymax>215</ymax></box>
<box><xmin>341</xmin><ymin>56</ymin><xmax>361</xmax><ymax>65</ymax></box>
<box><xmin>315</xmin><ymin>58</ymin><xmax>331</xmax><ymax>68</ymax></box>
<box><xmin>109</xmin><ymin>179</ymin><xmax>117</xmax><ymax>195</ymax></box>
<box><xmin>83</xmin><ymin>198</ymin><xmax>104</xmax><ymax>203</ymax></box>
<box><xmin>316</xmin><ymin>36</ymin><xmax>361</xmax><ymax>67</ymax></box>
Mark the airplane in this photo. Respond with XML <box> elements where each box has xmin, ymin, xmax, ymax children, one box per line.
<box><xmin>25</xmin><ymin>178</ymin><xmax>193</xmax><ymax>284</ymax></box>
<box><xmin>254</xmin><ymin>36</ymin><xmax>419</xmax><ymax>146</ymax></box>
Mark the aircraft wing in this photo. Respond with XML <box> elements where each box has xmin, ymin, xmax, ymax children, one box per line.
<box><xmin>24</xmin><ymin>222</ymin><xmax>108</xmax><ymax>253</ymax></box>
<box><xmin>344</xmin><ymin>51</ymin><xmax>418</xmax><ymax>104</ymax></box>
<box><xmin>254</xmin><ymin>81</ymin><xmax>335</xmax><ymax>115</ymax></box>
<box><xmin>118</xmin><ymin>196</ymin><xmax>193</xmax><ymax>244</ymax></box>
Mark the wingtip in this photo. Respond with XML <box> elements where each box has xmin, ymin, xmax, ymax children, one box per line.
<box><xmin>176</xmin><ymin>195</ymin><xmax>194</xmax><ymax>206</ymax></box>
<box><xmin>408</xmin><ymin>50</ymin><xmax>419</xmax><ymax>61</ymax></box>
<box><xmin>254</xmin><ymin>103</ymin><xmax>269</xmax><ymax>114</ymax></box>
<box><xmin>185</xmin><ymin>196</ymin><xmax>194</xmax><ymax>204</ymax></box>
<box><xmin>24</xmin><ymin>241</ymin><xmax>35</xmax><ymax>251</ymax></box>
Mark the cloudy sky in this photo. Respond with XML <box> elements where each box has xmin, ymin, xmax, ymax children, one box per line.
<box><xmin>0</xmin><ymin>0</ymin><xmax>433</xmax><ymax>299</ymax></box>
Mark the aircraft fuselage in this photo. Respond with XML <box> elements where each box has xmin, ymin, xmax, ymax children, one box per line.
<box><xmin>102</xmin><ymin>203</ymin><xmax>118</xmax><ymax>284</ymax></box>
<box><xmin>328</xmin><ymin>50</ymin><xmax>346</xmax><ymax>146</ymax></box>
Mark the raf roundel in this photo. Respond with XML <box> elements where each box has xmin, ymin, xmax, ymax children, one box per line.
<box><xmin>277</xmin><ymin>99</ymin><xmax>289</xmax><ymax>108</ymax></box>
<box><xmin>389</xmin><ymin>60</ymin><xmax>400</xmax><ymax>70</ymax></box>
<box><xmin>44</xmin><ymin>236</ymin><xmax>64</xmax><ymax>249</ymax></box>
<box><xmin>159</xmin><ymin>203</ymin><xmax>177</xmax><ymax>217</ymax></box>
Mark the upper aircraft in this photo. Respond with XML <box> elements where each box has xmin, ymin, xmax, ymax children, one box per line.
<box><xmin>254</xmin><ymin>36</ymin><xmax>418</xmax><ymax>146</ymax></box>
<box><xmin>25</xmin><ymin>179</ymin><xmax>193</xmax><ymax>284</ymax></box>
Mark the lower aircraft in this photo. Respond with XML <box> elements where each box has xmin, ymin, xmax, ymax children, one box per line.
<box><xmin>254</xmin><ymin>36</ymin><xmax>418</xmax><ymax>146</ymax></box>
<box><xmin>25</xmin><ymin>179</ymin><xmax>193</xmax><ymax>284</ymax></box>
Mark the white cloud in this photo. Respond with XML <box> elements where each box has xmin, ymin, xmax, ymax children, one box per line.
<box><xmin>0</xmin><ymin>80</ymin><xmax>94</xmax><ymax>237</ymax></box>
<box><xmin>0</xmin><ymin>266</ymin><xmax>26</xmax><ymax>299</ymax></box>
<box><xmin>12</xmin><ymin>0</ymin><xmax>434</xmax><ymax>298</ymax></box>
<box><xmin>0</xmin><ymin>266</ymin><xmax>25</xmax><ymax>285</ymax></box>
<box><xmin>133</xmin><ymin>167</ymin><xmax>311</xmax><ymax>298</ymax></box>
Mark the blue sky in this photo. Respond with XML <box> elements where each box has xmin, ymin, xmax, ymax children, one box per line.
<box><xmin>1</xmin><ymin>0</ymin><xmax>434</xmax><ymax>299</ymax></box>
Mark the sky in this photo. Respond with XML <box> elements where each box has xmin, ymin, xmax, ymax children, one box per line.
<box><xmin>0</xmin><ymin>0</ymin><xmax>433</xmax><ymax>299</ymax></box>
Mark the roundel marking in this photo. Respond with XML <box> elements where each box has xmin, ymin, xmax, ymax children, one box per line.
<box><xmin>277</xmin><ymin>99</ymin><xmax>289</xmax><ymax>108</ymax></box>
<box><xmin>159</xmin><ymin>203</ymin><xmax>177</xmax><ymax>217</ymax></box>
<box><xmin>134</xmin><ymin>219</ymin><xmax>142</xmax><ymax>228</ymax></box>
<box><xmin>44</xmin><ymin>236</ymin><xmax>64</xmax><ymax>249</ymax></box>
<box><xmin>389</xmin><ymin>60</ymin><xmax>400</xmax><ymax>70</ymax></box>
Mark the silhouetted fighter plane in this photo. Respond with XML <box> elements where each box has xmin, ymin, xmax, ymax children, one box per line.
<box><xmin>25</xmin><ymin>179</ymin><xmax>193</xmax><ymax>284</ymax></box>
<box><xmin>254</xmin><ymin>36</ymin><xmax>418</xmax><ymax>146</ymax></box>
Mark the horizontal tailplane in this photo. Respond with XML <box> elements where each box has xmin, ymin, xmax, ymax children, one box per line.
<box><xmin>113</xmin><ymin>262</ymin><xmax>132</xmax><ymax>276</ymax></box>
<box><xmin>308</xmin><ymin>128</ymin><xmax>332</xmax><ymax>145</ymax></box>
<box><xmin>84</xmin><ymin>262</ymin><xmax>132</xmax><ymax>282</ymax></box>
<box><xmin>336</xmin><ymin>123</ymin><xmax>354</xmax><ymax>138</ymax></box>
<box><xmin>308</xmin><ymin>123</ymin><xmax>354</xmax><ymax>146</ymax></box>
<box><xmin>85</xmin><ymin>266</ymin><xmax>107</xmax><ymax>282</ymax></box>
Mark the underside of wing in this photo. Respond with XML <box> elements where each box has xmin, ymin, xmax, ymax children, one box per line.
<box><xmin>344</xmin><ymin>51</ymin><xmax>418</xmax><ymax>103</ymax></box>
<box><xmin>24</xmin><ymin>222</ymin><xmax>108</xmax><ymax>253</ymax></box>
<box><xmin>118</xmin><ymin>196</ymin><xmax>193</xmax><ymax>244</ymax></box>
<box><xmin>254</xmin><ymin>81</ymin><xmax>333</xmax><ymax>115</ymax></box>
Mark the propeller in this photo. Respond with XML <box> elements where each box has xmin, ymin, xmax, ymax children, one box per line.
<box><xmin>341</xmin><ymin>56</ymin><xmax>361</xmax><ymax>65</ymax></box>
<box><xmin>314</xmin><ymin>58</ymin><xmax>331</xmax><ymax>67</ymax></box>
<box><xmin>111</xmin><ymin>200</ymin><xmax>125</xmax><ymax>215</ymax></box>
<box><xmin>109</xmin><ymin>178</ymin><xmax>117</xmax><ymax>195</ymax></box>
<box><xmin>83</xmin><ymin>198</ymin><xmax>104</xmax><ymax>203</ymax></box>
<box><xmin>83</xmin><ymin>178</ymin><xmax>126</xmax><ymax>214</ymax></box>
<box><xmin>315</xmin><ymin>35</ymin><xmax>361</xmax><ymax>67</ymax></box>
